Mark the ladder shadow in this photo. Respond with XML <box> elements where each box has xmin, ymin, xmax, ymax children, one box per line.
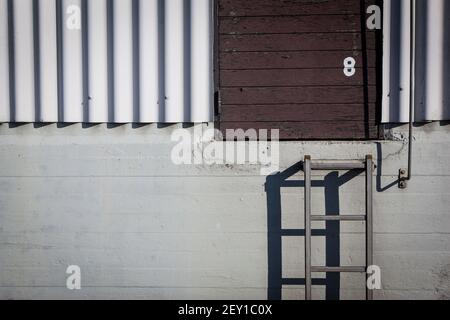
<box><xmin>265</xmin><ymin>161</ymin><xmax>363</xmax><ymax>300</ymax></box>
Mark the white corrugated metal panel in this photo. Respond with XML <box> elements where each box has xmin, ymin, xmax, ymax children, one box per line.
<box><xmin>39</xmin><ymin>0</ymin><xmax>59</xmax><ymax>122</ymax></box>
<box><xmin>165</xmin><ymin>0</ymin><xmax>185</xmax><ymax>123</ymax></box>
<box><xmin>13</xmin><ymin>0</ymin><xmax>35</xmax><ymax>122</ymax></box>
<box><xmin>191</xmin><ymin>0</ymin><xmax>213</xmax><ymax>122</ymax></box>
<box><xmin>62</xmin><ymin>0</ymin><xmax>83</xmax><ymax>122</ymax></box>
<box><xmin>139</xmin><ymin>0</ymin><xmax>159</xmax><ymax>122</ymax></box>
<box><xmin>0</xmin><ymin>0</ymin><xmax>213</xmax><ymax>123</ymax></box>
<box><xmin>0</xmin><ymin>0</ymin><xmax>9</xmax><ymax>122</ymax></box>
<box><xmin>383</xmin><ymin>0</ymin><xmax>450</xmax><ymax>123</ymax></box>
<box><xmin>88</xmin><ymin>0</ymin><xmax>108</xmax><ymax>123</ymax></box>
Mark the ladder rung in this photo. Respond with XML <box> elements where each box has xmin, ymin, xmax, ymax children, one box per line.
<box><xmin>281</xmin><ymin>278</ymin><xmax>327</xmax><ymax>286</ymax></box>
<box><xmin>311</xmin><ymin>266</ymin><xmax>366</xmax><ymax>273</ymax></box>
<box><xmin>311</xmin><ymin>215</ymin><xmax>366</xmax><ymax>221</ymax></box>
<box><xmin>310</xmin><ymin>161</ymin><xmax>366</xmax><ymax>171</ymax></box>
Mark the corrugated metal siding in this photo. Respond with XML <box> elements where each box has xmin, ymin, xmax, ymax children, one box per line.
<box><xmin>382</xmin><ymin>0</ymin><xmax>450</xmax><ymax>123</ymax></box>
<box><xmin>0</xmin><ymin>0</ymin><xmax>213</xmax><ymax>123</ymax></box>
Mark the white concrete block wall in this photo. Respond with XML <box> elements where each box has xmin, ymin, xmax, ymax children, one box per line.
<box><xmin>0</xmin><ymin>123</ymin><xmax>449</xmax><ymax>300</ymax></box>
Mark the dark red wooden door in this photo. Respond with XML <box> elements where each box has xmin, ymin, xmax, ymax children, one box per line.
<box><xmin>217</xmin><ymin>0</ymin><xmax>382</xmax><ymax>140</ymax></box>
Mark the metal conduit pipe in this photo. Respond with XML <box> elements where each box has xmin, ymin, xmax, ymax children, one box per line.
<box><xmin>400</xmin><ymin>0</ymin><xmax>415</xmax><ymax>189</ymax></box>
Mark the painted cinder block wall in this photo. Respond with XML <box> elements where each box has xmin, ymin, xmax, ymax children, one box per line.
<box><xmin>0</xmin><ymin>122</ymin><xmax>449</xmax><ymax>300</ymax></box>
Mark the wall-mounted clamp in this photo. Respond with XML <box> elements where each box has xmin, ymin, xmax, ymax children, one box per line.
<box><xmin>399</xmin><ymin>168</ymin><xmax>408</xmax><ymax>189</ymax></box>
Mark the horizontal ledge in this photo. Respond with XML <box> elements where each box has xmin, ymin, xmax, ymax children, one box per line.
<box><xmin>219</xmin><ymin>32</ymin><xmax>372</xmax><ymax>35</ymax></box>
<box><xmin>311</xmin><ymin>266</ymin><xmax>366</xmax><ymax>273</ymax></box>
<box><xmin>311</xmin><ymin>215</ymin><xmax>366</xmax><ymax>221</ymax></box>
<box><xmin>220</xmin><ymin>67</ymin><xmax>373</xmax><ymax>71</ymax></box>
<box><xmin>219</xmin><ymin>14</ymin><xmax>365</xmax><ymax>18</ymax></box>
<box><xmin>221</xmin><ymin>85</ymin><xmax>377</xmax><ymax>89</ymax></box>
<box><xmin>220</xmin><ymin>49</ymin><xmax>376</xmax><ymax>54</ymax></box>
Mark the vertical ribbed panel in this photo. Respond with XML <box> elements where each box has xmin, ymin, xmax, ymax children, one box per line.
<box><xmin>139</xmin><ymin>0</ymin><xmax>159</xmax><ymax>122</ymax></box>
<box><xmin>62</xmin><ymin>0</ymin><xmax>83</xmax><ymax>122</ymax></box>
<box><xmin>88</xmin><ymin>0</ymin><xmax>108</xmax><ymax>123</ymax></box>
<box><xmin>113</xmin><ymin>0</ymin><xmax>133</xmax><ymax>123</ymax></box>
<box><xmin>415</xmin><ymin>0</ymin><xmax>450</xmax><ymax>121</ymax></box>
<box><xmin>165</xmin><ymin>0</ymin><xmax>185</xmax><ymax>123</ymax></box>
<box><xmin>382</xmin><ymin>0</ymin><xmax>411</xmax><ymax>123</ymax></box>
<box><xmin>0</xmin><ymin>0</ymin><xmax>212</xmax><ymax>124</ymax></box>
<box><xmin>191</xmin><ymin>0</ymin><xmax>212</xmax><ymax>122</ymax></box>
<box><xmin>383</xmin><ymin>0</ymin><xmax>450</xmax><ymax>123</ymax></box>
<box><xmin>14</xmin><ymin>0</ymin><xmax>35</xmax><ymax>122</ymax></box>
<box><xmin>0</xmin><ymin>0</ymin><xmax>9</xmax><ymax>122</ymax></box>
<box><xmin>39</xmin><ymin>0</ymin><xmax>58</xmax><ymax>122</ymax></box>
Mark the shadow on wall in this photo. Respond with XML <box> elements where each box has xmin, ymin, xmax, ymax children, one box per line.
<box><xmin>265</xmin><ymin>162</ymin><xmax>365</xmax><ymax>300</ymax></box>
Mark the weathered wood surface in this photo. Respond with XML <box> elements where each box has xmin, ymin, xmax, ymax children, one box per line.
<box><xmin>217</xmin><ymin>0</ymin><xmax>382</xmax><ymax>140</ymax></box>
<box><xmin>219</xmin><ymin>0</ymin><xmax>377</xmax><ymax>17</ymax></box>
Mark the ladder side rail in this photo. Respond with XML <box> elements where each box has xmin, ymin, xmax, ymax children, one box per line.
<box><xmin>366</xmin><ymin>155</ymin><xmax>374</xmax><ymax>300</ymax></box>
<box><xmin>304</xmin><ymin>155</ymin><xmax>312</xmax><ymax>300</ymax></box>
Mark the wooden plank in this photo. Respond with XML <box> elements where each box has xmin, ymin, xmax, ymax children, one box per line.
<box><xmin>219</xmin><ymin>0</ymin><xmax>376</xmax><ymax>17</ymax></box>
<box><xmin>220</xmin><ymin>50</ymin><xmax>377</xmax><ymax>69</ymax></box>
<box><xmin>221</xmin><ymin>86</ymin><xmax>378</xmax><ymax>105</ymax></box>
<box><xmin>220</xmin><ymin>104</ymin><xmax>377</xmax><ymax>122</ymax></box>
<box><xmin>219</xmin><ymin>15</ymin><xmax>362</xmax><ymax>34</ymax></box>
<box><xmin>216</xmin><ymin>0</ymin><xmax>382</xmax><ymax>140</ymax></box>
<box><xmin>220</xmin><ymin>33</ymin><xmax>377</xmax><ymax>52</ymax></box>
<box><xmin>220</xmin><ymin>68</ymin><xmax>377</xmax><ymax>87</ymax></box>
<box><xmin>219</xmin><ymin>121</ymin><xmax>379</xmax><ymax>140</ymax></box>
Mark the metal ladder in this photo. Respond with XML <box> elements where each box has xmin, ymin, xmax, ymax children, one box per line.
<box><xmin>303</xmin><ymin>155</ymin><xmax>374</xmax><ymax>300</ymax></box>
